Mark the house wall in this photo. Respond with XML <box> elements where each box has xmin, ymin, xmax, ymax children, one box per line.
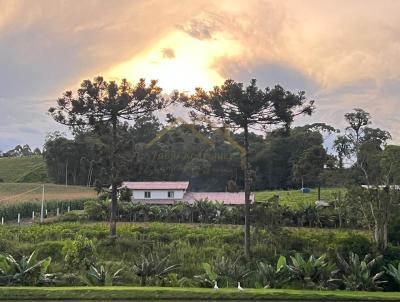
<box><xmin>132</xmin><ymin>189</ymin><xmax>186</xmax><ymax>200</ymax></box>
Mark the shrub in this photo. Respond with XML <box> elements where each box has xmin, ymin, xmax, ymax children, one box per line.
<box><xmin>336</xmin><ymin>234</ymin><xmax>373</xmax><ymax>257</ymax></box>
<box><xmin>36</xmin><ymin>241</ymin><xmax>65</xmax><ymax>262</ymax></box>
<box><xmin>63</xmin><ymin>235</ymin><xmax>96</xmax><ymax>271</ymax></box>
<box><xmin>84</xmin><ymin>200</ymin><xmax>109</xmax><ymax>221</ymax></box>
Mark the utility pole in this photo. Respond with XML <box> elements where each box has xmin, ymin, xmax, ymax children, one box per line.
<box><xmin>40</xmin><ymin>185</ymin><xmax>45</xmax><ymax>223</ymax></box>
<box><xmin>65</xmin><ymin>160</ymin><xmax>68</xmax><ymax>187</ymax></box>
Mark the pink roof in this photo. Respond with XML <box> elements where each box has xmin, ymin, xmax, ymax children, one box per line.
<box><xmin>121</xmin><ymin>181</ymin><xmax>189</xmax><ymax>190</ymax></box>
<box><xmin>183</xmin><ymin>192</ymin><xmax>254</xmax><ymax>205</ymax></box>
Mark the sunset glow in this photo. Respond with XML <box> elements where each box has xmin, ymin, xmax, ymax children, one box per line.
<box><xmin>107</xmin><ymin>31</ymin><xmax>242</xmax><ymax>92</ymax></box>
<box><xmin>1</xmin><ymin>0</ymin><xmax>400</xmax><ymax>150</ymax></box>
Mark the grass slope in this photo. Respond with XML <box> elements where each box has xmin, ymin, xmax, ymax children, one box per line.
<box><xmin>255</xmin><ymin>188</ymin><xmax>345</xmax><ymax>209</ymax></box>
<box><xmin>0</xmin><ymin>183</ymin><xmax>96</xmax><ymax>204</ymax></box>
<box><xmin>0</xmin><ymin>287</ymin><xmax>399</xmax><ymax>300</ymax></box>
<box><xmin>0</xmin><ymin>156</ymin><xmax>48</xmax><ymax>183</ymax></box>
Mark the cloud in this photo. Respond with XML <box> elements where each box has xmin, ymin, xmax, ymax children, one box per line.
<box><xmin>1</xmin><ymin>0</ymin><xmax>400</xmax><ymax>148</ymax></box>
<box><xmin>162</xmin><ymin>48</ymin><xmax>175</xmax><ymax>59</ymax></box>
<box><xmin>176</xmin><ymin>11</ymin><xmax>225</xmax><ymax>40</ymax></box>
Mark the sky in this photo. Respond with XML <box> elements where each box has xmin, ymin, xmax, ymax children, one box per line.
<box><xmin>1</xmin><ymin>0</ymin><xmax>400</xmax><ymax>151</ymax></box>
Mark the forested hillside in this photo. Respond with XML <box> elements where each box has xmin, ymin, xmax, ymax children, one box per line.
<box><xmin>43</xmin><ymin>118</ymin><xmax>335</xmax><ymax>191</ymax></box>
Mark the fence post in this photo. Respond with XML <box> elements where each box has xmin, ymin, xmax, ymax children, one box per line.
<box><xmin>1</xmin><ymin>217</ymin><xmax>3</xmax><ymax>225</ymax></box>
<box><xmin>17</xmin><ymin>213</ymin><xmax>20</xmax><ymax>225</ymax></box>
<box><xmin>32</xmin><ymin>211</ymin><xmax>35</xmax><ymax>220</ymax></box>
<box><xmin>68</xmin><ymin>206</ymin><xmax>70</xmax><ymax>213</ymax></box>
<box><xmin>57</xmin><ymin>208</ymin><xmax>60</xmax><ymax>216</ymax></box>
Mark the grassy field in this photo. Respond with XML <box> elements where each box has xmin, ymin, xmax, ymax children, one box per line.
<box><xmin>0</xmin><ymin>286</ymin><xmax>399</xmax><ymax>300</ymax></box>
<box><xmin>255</xmin><ymin>188</ymin><xmax>345</xmax><ymax>209</ymax></box>
<box><xmin>0</xmin><ymin>156</ymin><xmax>48</xmax><ymax>182</ymax></box>
<box><xmin>0</xmin><ymin>183</ymin><xmax>96</xmax><ymax>204</ymax></box>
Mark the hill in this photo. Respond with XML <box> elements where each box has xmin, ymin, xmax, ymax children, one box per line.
<box><xmin>0</xmin><ymin>156</ymin><xmax>49</xmax><ymax>183</ymax></box>
<box><xmin>0</xmin><ymin>183</ymin><xmax>97</xmax><ymax>204</ymax></box>
<box><xmin>255</xmin><ymin>187</ymin><xmax>345</xmax><ymax>209</ymax></box>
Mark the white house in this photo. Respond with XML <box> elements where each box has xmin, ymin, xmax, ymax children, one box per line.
<box><xmin>119</xmin><ymin>181</ymin><xmax>254</xmax><ymax>205</ymax></box>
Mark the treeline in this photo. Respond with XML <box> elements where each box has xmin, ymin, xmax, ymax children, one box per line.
<box><xmin>43</xmin><ymin>116</ymin><xmax>333</xmax><ymax>191</ymax></box>
<box><xmin>0</xmin><ymin>144</ymin><xmax>41</xmax><ymax>157</ymax></box>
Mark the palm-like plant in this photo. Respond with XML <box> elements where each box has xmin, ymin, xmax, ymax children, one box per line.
<box><xmin>287</xmin><ymin>253</ymin><xmax>338</xmax><ymax>289</ymax></box>
<box><xmin>256</xmin><ymin>255</ymin><xmax>289</xmax><ymax>288</ymax></box>
<box><xmin>0</xmin><ymin>250</ymin><xmax>51</xmax><ymax>285</ymax></box>
<box><xmin>337</xmin><ymin>252</ymin><xmax>385</xmax><ymax>291</ymax></box>
<box><xmin>213</xmin><ymin>256</ymin><xmax>252</xmax><ymax>287</ymax></box>
<box><xmin>193</xmin><ymin>262</ymin><xmax>218</xmax><ymax>287</ymax></box>
<box><xmin>132</xmin><ymin>254</ymin><xmax>180</xmax><ymax>286</ymax></box>
<box><xmin>385</xmin><ymin>263</ymin><xmax>400</xmax><ymax>288</ymax></box>
<box><xmin>83</xmin><ymin>264</ymin><xmax>122</xmax><ymax>286</ymax></box>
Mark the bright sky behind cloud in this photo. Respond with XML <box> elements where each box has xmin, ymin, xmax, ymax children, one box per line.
<box><xmin>0</xmin><ymin>0</ymin><xmax>400</xmax><ymax>150</ymax></box>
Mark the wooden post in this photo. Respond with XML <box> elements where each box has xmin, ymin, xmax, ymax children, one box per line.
<box><xmin>32</xmin><ymin>211</ymin><xmax>35</xmax><ymax>220</ymax></box>
<box><xmin>17</xmin><ymin>213</ymin><xmax>20</xmax><ymax>225</ymax></box>
<box><xmin>40</xmin><ymin>185</ymin><xmax>45</xmax><ymax>223</ymax></box>
<box><xmin>67</xmin><ymin>206</ymin><xmax>70</xmax><ymax>213</ymax></box>
<box><xmin>1</xmin><ymin>217</ymin><xmax>3</xmax><ymax>225</ymax></box>
<box><xmin>57</xmin><ymin>208</ymin><xmax>59</xmax><ymax>216</ymax></box>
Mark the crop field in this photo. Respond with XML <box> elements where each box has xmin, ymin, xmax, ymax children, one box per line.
<box><xmin>255</xmin><ymin>187</ymin><xmax>345</xmax><ymax>209</ymax></box>
<box><xmin>0</xmin><ymin>183</ymin><xmax>96</xmax><ymax>204</ymax></box>
<box><xmin>0</xmin><ymin>156</ymin><xmax>48</xmax><ymax>182</ymax></box>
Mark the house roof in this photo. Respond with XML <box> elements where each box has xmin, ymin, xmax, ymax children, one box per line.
<box><xmin>121</xmin><ymin>181</ymin><xmax>190</xmax><ymax>190</ymax></box>
<box><xmin>183</xmin><ymin>192</ymin><xmax>253</xmax><ymax>205</ymax></box>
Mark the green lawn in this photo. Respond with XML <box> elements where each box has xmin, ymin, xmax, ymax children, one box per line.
<box><xmin>0</xmin><ymin>286</ymin><xmax>399</xmax><ymax>300</ymax></box>
<box><xmin>0</xmin><ymin>182</ymin><xmax>96</xmax><ymax>204</ymax></box>
<box><xmin>0</xmin><ymin>156</ymin><xmax>48</xmax><ymax>182</ymax></box>
<box><xmin>255</xmin><ymin>188</ymin><xmax>345</xmax><ymax>209</ymax></box>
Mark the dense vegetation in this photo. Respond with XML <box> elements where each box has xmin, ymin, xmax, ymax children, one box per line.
<box><xmin>0</xmin><ymin>220</ymin><xmax>400</xmax><ymax>293</ymax></box>
<box><xmin>43</xmin><ymin>120</ymin><xmax>333</xmax><ymax>191</ymax></box>
<box><xmin>0</xmin><ymin>222</ymin><xmax>383</xmax><ymax>288</ymax></box>
<box><xmin>1</xmin><ymin>76</ymin><xmax>399</xmax><ymax>298</ymax></box>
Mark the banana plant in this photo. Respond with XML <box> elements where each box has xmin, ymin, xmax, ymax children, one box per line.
<box><xmin>83</xmin><ymin>264</ymin><xmax>122</xmax><ymax>286</ymax></box>
<box><xmin>287</xmin><ymin>253</ymin><xmax>339</xmax><ymax>289</ymax></box>
<box><xmin>132</xmin><ymin>253</ymin><xmax>180</xmax><ymax>286</ymax></box>
<box><xmin>256</xmin><ymin>255</ymin><xmax>289</xmax><ymax>288</ymax></box>
<box><xmin>337</xmin><ymin>252</ymin><xmax>385</xmax><ymax>291</ymax></box>
<box><xmin>0</xmin><ymin>250</ymin><xmax>51</xmax><ymax>285</ymax></box>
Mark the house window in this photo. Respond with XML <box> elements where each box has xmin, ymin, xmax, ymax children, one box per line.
<box><xmin>168</xmin><ymin>191</ymin><xmax>174</xmax><ymax>198</ymax></box>
<box><xmin>144</xmin><ymin>191</ymin><xmax>151</xmax><ymax>198</ymax></box>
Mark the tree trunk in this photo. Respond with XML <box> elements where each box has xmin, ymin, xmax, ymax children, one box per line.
<box><xmin>244</xmin><ymin>125</ymin><xmax>251</xmax><ymax>258</ymax></box>
<box><xmin>374</xmin><ymin>219</ymin><xmax>388</xmax><ymax>251</ymax></box>
<box><xmin>110</xmin><ymin>118</ymin><xmax>118</xmax><ymax>237</ymax></box>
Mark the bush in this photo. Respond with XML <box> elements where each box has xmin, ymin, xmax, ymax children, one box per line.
<box><xmin>36</xmin><ymin>241</ymin><xmax>65</xmax><ymax>262</ymax></box>
<box><xmin>336</xmin><ymin>234</ymin><xmax>373</xmax><ymax>257</ymax></box>
<box><xmin>84</xmin><ymin>200</ymin><xmax>109</xmax><ymax>221</ymax></box>
<box><xmin>63</xmin><ymin>235</ymin><xmax>96</xmax><ymax>271</ymax></box>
